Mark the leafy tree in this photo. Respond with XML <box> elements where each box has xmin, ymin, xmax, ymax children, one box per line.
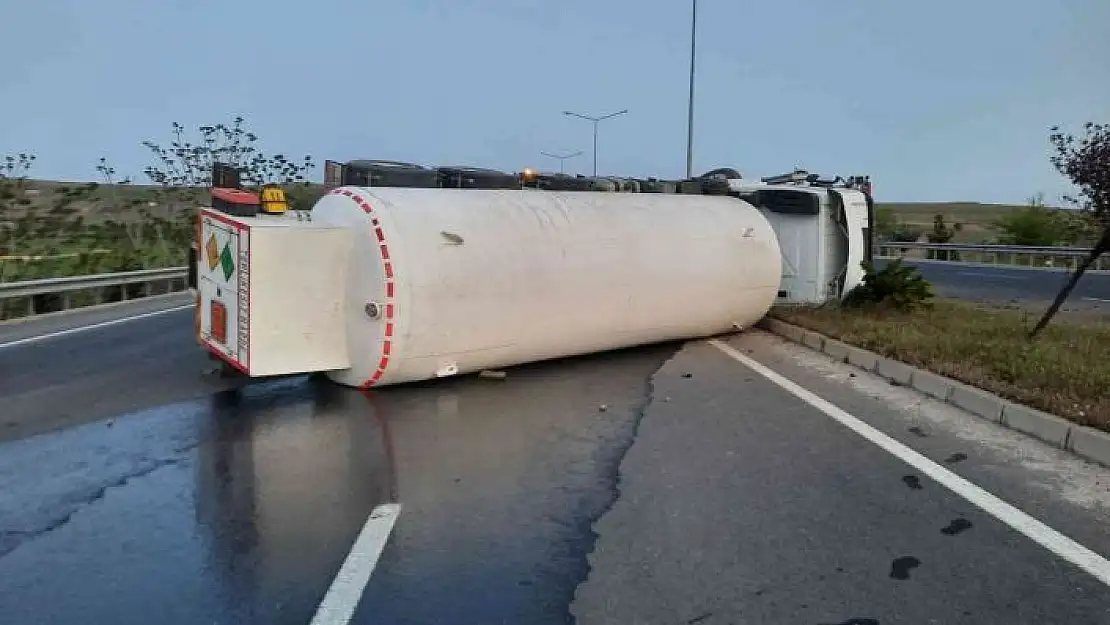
<box><xmin>1050</xmin><ymin>122</ymin><xmax>1110</xmax><ymax>226</ymax></box>
<box><xmin>926</xmin><ymin>213</ymin><xmax>956</xmax><ymax>243</ymax></box>
<box><xmin>1031</xmin><ymin>122</ymin><xmax>1110</xmax><ymax>337</ymax></box>
<box><xmin>875</xmin><ymin>207</ymin><xmax>923</xmax><ymax>243</ymax></box>
<box><xmin>843</xmin><ymin>259</ymin><xmax>934</xmax><ymax>311</ymax></box>
<box><xmin>993</xmin><ymin>193</ymin><xmax>1070</xmax><ymax>246</ymax></box>
<box><xmin>925</xmin><ymin>214</ymin><xmax>962</xmax><ymax>260</ymax></box>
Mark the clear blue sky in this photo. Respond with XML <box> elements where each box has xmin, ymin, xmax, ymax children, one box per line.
<box><xmin>2</xmin><ymin>0</ymin><xmax>1107</xmax><ymax>203</ymax></box>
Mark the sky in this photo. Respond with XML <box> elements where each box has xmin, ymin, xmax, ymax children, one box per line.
<box><xmin>1</xmin><ymin>0</ymin><xmax>1108</xmax><ymax>203</ymax></box>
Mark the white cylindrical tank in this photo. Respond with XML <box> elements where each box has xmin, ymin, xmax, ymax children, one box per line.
<box><xmin>310</xmin><ymin>186</ymin><xmax>782</xmax><ymax>389</ymax></box>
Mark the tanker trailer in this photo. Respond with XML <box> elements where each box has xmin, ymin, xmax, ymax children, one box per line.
<box><xmin>194</xmin><ymin>185</ymin><xmax>782</xmax><ymax>389</ymax></box>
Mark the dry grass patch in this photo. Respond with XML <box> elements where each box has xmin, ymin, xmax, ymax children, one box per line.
<box><xmin>772</xmin><ymin>300</ymin><xmax>1110</xmax><ymax>431</ymax></box>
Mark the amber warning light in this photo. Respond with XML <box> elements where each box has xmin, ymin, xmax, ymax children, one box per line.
<box><xmin>260</xmin><ymin>184</ymin><xmax>289</xmax><ymax>215</ymax></box>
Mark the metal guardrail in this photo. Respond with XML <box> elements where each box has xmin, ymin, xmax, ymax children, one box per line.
<box><xmin>875</xmin><ymin>242</ymin><xmax>1110</xmax><ymax>271</ymax></box>
<box><xmin>0</xmin><ymin>267</ymin><xmax>189</xmax><ymax>320</ymax></box>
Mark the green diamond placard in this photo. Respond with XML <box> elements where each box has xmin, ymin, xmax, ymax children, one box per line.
<box><xmin>219</xmin><ymin>243</ymin><xmax>235</xmax><ymax>281</ymax></box>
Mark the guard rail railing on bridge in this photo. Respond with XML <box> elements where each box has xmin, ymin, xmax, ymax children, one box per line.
<box><xmin>0</xmin><ymin>267</ymin><xmax>189</xmax><ymax>321</ymax></box>
<box><xmin>875</xmin><ymin>242</ymin><xmax>1109</xmax><ymax>271</ymax></box>
<box><xmin>0</xmin><ymin>243</ymin><xmax>1107</xmax><ymax>321</ymax></box>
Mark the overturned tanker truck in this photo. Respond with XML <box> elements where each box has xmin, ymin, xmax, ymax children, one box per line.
<box><xmin>188</xmin><ymin>160</ymin><xmax>874</xmax><ymax>389</ymax></box>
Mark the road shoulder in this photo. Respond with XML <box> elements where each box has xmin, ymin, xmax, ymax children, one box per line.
<box><xmin>0</xmin><ymin>292</ymin><xmax>194</xmax><ymax>347</ymax></box>
<box><xmin>570</xmin><ymin>332</ymin><xmax>1110</xmax><ymax>624</ymax></box>
<box><xmin>759</xmin><ymin>315</ymin><xmax>1110</xmax><ymax>468</ymax></box>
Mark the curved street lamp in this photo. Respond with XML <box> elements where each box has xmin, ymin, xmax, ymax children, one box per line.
<box><xmin>539</xmin><ymin>150</ymin><xmax>583</xmax><ymax>174</ymax></box>
<box><xmin>561</xmin><ymin>109</ymin><xmax>628</xmax><ymax>176</ymax></box>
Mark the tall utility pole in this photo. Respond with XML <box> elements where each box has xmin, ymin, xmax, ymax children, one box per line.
<box><xmin>562</xmin><ymin>109</ymin><xmax>628</xmax><ymax>176</ymax></box>
<box><xmin>539</xmin><ymin>150</ymin><xmax>583</xmax><ymax>174</ymax></box>
<box><xmin>685</xmin><ymin>0</ymin><xmax>698</xmax><ymax>179</ymax></box>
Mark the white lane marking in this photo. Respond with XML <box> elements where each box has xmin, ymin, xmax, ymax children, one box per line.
<box><xmin>1082</xmin><ymin>297</ymin><xmax>1110</xmax><ymax>304</ymax></box>
<box><xmin>955</xmin><ymin>271</ymin><xmax>1026</xmax><ymax>281</ymax></box>
<box><xmin>310</xmin><ymin>503</ymin><xmax>403</xmax><ymax>625</ymax></box>
<box><xmin>708</xmin><ymin>339</ymin><xmax>1110</xmax><ymax>587</ymax></box>
<box><xmin>0</xmin><ymin>304</ymin><xmax>194</xmax><ymax>350</ymax></box>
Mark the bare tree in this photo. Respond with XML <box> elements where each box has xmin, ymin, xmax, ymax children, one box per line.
<box><xmin>140</xmin><ymin>116</ymin><xmax>315</xmax><ymax>189</ymax></box>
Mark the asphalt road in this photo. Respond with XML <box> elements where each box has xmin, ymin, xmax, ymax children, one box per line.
<box><xmin>0</xmin><ymin>293</ymin><xmax>239</xmax><ymax>442</ymax></box>
<box><xmin>1</xmin><ymin>302</ymin><xmax>1109</xmax><ymax>624</ymax></box>
<box><xmin>878</xmin><ymin>258</ymin><xmax>1110</xmax><ymax>309</ymax></box>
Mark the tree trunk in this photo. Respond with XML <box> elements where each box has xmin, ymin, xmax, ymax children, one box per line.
<box><xmin>1029</xmin><ymin>226</ymin><xmax>1110</xmax><ymax>338</ymax></box>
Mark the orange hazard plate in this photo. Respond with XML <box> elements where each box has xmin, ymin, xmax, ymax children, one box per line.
<box><xmin>211</xmin><ymin>300</ymin><xmax>228</xmax><ymax>344</ymax></box>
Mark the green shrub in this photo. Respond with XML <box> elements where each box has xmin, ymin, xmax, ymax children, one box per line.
<box><xmin>843</xmin><ymin>259</ymin><xmax>933</xmax><ymax>311</ymax></box>
<box><xmin>888</xmin><ymin>223</ymin><xmax>924</xmax><ymax>243</ymax></box>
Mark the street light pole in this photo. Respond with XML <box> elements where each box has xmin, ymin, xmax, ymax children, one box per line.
<box><xmin>562</xmin><ymin>109</ymin><xmax>628</xmax><ymax>176</ymax></box>
<box><xmin>685</xmin><ymin>0</ymin><xmax>697</xmax><ymax>179</ymax></box>
<box><xmin>539</xmin><ymin>150</ymin><xmax>584</xmax><ymax>174</ymax></box>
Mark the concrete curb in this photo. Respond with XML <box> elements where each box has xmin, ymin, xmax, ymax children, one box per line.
<box><xmin>756</xmin><ymin>316</ymin><xmax>1110</xmax><ymax>469</ymax></box>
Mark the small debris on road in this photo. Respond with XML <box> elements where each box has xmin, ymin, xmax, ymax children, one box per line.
<box><xmin>478</xmin><ymin>370</ymin><xmax>507</xmax><ymax>380</ymax></box>
<box><xmin>889</xmin><ymin>555</ymin><xmax>921</xmax><ymax>580</ymax></box>
<box><xmin>941</xmin><ymin>518</ymin><xmax>973</xmax><ymax>536</ymax></box>
<box><xmin>902</xmin><ymin>475</ymin><xmax>922</xmax><ymax>490</ymax></box>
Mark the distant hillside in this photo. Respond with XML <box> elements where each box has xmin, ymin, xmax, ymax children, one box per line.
<box><xmin>877</xmin><ymin>201</ymin><xmax>1039</xmax><ymax>224</ymax></box>
<box><xmin>2</xmin><ymin>179</ymin><xmax>325</xmax><ymax>224</ymax></box>
<box><xmin>2</xmin><ymin>180</ymin><xmax>1062</xmax><ymax>240</ymax></box>
<box><xmin>874</xmin><ymin>201</ymin><xmax>1075</xmax><ymax>243</ymax></box>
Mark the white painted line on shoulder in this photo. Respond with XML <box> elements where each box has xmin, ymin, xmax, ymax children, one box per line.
<box><xmin>708</xmin><ymin>338</ymin><xmax>1110</xmax><ymax>588</ymax></box>
<box><xmin>309</xmin><ymin>503</ymin><xmax>403</xmax><ymax>625</ymax></box>
<box><xmin>0</xmin><ymin>304</ymin><xmax>194</xmax><ymax>350</ymax></box>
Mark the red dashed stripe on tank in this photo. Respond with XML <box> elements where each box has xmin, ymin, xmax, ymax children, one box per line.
<box><xmin>328</xmin><ymin>188</ymin><xmax>396</xmax><ymax>389</ymax></box>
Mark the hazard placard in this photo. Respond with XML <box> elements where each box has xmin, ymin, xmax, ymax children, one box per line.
<box><xmin>198</xmin><ymin>208</ymin><xmax>251</xmax><ymax>371</ymax></box>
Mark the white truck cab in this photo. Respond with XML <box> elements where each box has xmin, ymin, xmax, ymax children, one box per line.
<box><xmin>727</xmin><ymin>170</ymin><xmax>874</xmax><ymax>306</ymax></box>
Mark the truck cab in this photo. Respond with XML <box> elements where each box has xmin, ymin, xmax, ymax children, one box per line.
<box><xmin>728</xmin><ymin>170</ymin><xmax>874</xmax><ymax>305</ymax></box>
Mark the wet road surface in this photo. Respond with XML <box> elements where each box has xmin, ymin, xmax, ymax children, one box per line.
<box><xmin>2</xmin><ymin>309</ymin><xmax>1110</xmax><ymax>624</ymax></box>
<box><xmin>0</xmin><ymin>294</ymin><xmax>236</xmax><ymax>442</ymax></box>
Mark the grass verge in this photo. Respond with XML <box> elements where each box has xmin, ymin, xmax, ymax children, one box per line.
<box><xmin>771</xmin><ymin>300</ymin><xmax>1110</xmax><ymax>432</ymax></box>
